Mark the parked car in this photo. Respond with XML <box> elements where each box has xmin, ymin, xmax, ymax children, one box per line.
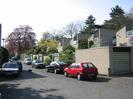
<box><xmin>9</xmin><ymin>58</ymin><xmax>23</xmax><ymax>72</ymax></box>
<box><xmin>64</xmin><ymin>62</ymin><xmax>98</xmax><ymax>80</ymax></box>
<box><xmin>46</xmin><ymin>61</ymin><xmax>69</xmax><ymax>74</ymax></box>
<box><xmin>1</xmin><ymin>62</ymin><xmax>20</xmax><ymax>76</ymax></box>
<box><xmin>24</xmin><ymin>58</ymin><xmax>32</xmax><ymax>65</ymax></box>
<box><xmin>32</xmin><ymin>60</ymin><xmax>45</xmax><ymax>68</ymax></box>
<box><xmin>13</xmin><ymin>61</ymin><xmax>23</xmax><ymax>72</ymax></box>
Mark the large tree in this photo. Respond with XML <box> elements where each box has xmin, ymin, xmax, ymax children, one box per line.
<box><xmin>104</xmin><ymin>5</ymin><xmax>133</xmax><ymax>31</ymax></box>
<box><xmin>6</xmin><ymin>25</ymin><xmax>36</xmax><ymax>54</ymax></box>
<box><xmin>84</xmin><ymin>15</ymin><xmax>96</xmax><ymax>36</ymax></box>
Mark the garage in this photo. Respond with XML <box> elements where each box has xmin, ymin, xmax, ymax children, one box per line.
<box><xmin>111</xmin><ymin>52</ymin><xmax>130</xmax><ymax>74</ymax></box>
<box><xmin>76</xmin><ymin>47</ymin><xmax>133</xmax><ymax>76</ymax></box>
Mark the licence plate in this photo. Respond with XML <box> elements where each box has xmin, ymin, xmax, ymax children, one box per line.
<box><xmin>89</xmin><ymin>73</ymin><xmax>95</xmax><ymax>76</ymax></box>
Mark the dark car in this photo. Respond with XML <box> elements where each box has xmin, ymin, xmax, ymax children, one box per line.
<box><xmin>13</xmin><ymin>61</ymin><xmax>23</xmax><ymax>72</ymax></box>
<box><xmin>46</xmin><ymin>61</ymin><xmax>69</xmax><ymax>74</ymax></box>
<box><xmin>1</xmin><ymin>62</ymin><xmax>20</xmax><ymax>76</ymax></box>
<box><xmin>32</xmin><ymin>60</ymin><xmax>45</xmax><ymax>68</ymax></box>
<box><xmin>64</xmin><ymin>62</ymin><xmax>98</xmax><ymax>80</ymax></box>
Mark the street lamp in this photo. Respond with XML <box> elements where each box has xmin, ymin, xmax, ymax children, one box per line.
<box><xmin>2</xmin><ymin>38</ymin><xmax>5</xmax><ymax>47</ymax></box>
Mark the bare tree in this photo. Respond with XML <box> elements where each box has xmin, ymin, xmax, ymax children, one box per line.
<box><xmin>64</xmin><ymin>21</ymin><xmax>84</xmax><ymax>39</ymax></box>
<box><xmin>42</xmin><ymin>32</ymin><xmax>53</xmax><ymax>40</ymax></box>
<box><xmin>6</xmin><ymin>25</ymin><xmax>36</xmax><ymax>54</ymax></box>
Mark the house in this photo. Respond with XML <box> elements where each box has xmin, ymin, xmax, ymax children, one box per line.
<box><xmin>88</xmin><ymin>28</ymin><xmax>116</xmax><ymax>47</ymax></box>
<box><xmin>57</xmin><ymin>37</ymin><xmax>71</xmax><ymax>52</ymax></box>
<box><xmin>116</xmin><ymin>22</ymin><xmax>133</xmax><ymax>46</ymax></box>
<box><xmin>70</xmin><ymin>33</ymin><xmax>89</xmax><ymax>48</ymax></box>
<box><xmin>71</xmin><ymin>28</ymin><xmax>116</xmax><ymax>48</ymax></box>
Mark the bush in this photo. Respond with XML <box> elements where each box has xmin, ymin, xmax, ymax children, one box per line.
<box><xmin>44</xmin><ymin>56</ymin><xmax>52</xmax><ymax>65</ymax></box>
<box><xmin>33</xmin><ymin>55</ymin><xmax>37</xmax><ymax>60</ymax></box>
<box><xmin>78</xmin><ymin>39</ymin><xmax>88</xmax><ymax>49</ymax></box>
<box><xmin>0</xmin><ymin>47</ymin><xmax>9</xmax><ymax>67</ymax></box>
<box><xmin>60</xmin><ymin>53</ymin><xmax>74</xmax><ymax>64</ymax></box>
<box><xmin>60</xmin><ymin>45</ymin><xmax>75</xmax><ymax>64</ymax></box>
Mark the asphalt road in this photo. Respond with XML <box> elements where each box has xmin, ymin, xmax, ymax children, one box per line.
<box><xmin>0</xmin><ymin>62</ymin><xmax>133</xmax><ymax>99</ymax></box>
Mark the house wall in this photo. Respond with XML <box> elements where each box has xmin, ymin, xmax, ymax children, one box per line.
<box><xmin>75</xmin><ymin>47</ymin><xmax>110</xmax><ymax>75</ymax></box>
<box><xmin>116</xmin><ymin>27</ymin><xmax>127</xmax><ymax>46</ymax></box>
<box><xmin>100</xmin><ymin>29</ymin><xmax>116</xmax><ymax>46</ymax></box>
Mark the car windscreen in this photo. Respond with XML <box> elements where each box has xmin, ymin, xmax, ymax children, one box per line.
<box><xmin>57</xmin><ymin>61</ymin><xmax>66</xmax><ymax>65</ymax></box>
<box><xmin>36</xmin><ymin>60</ymin><xmax>42</xmax><ymax>63</ymax></box>
<box><xmin>27</xmin><ymin>59</ymin><xmax>31</xmax><ymax>61</ymax></box>
<box><xmin>82</xmin><ymin>63</ymin><xmax>95</xmax><ymax>68</ymax></box>
<box><xmin>3</xmin><ymin>63</ymin><xmax>18</xmax><ymax>68</ymax></box>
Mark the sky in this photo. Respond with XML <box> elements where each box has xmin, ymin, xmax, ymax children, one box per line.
<box><xmin>0</xmin><ymin>0</ymin><xmax>133</xmax><ymax>40</ymax></box>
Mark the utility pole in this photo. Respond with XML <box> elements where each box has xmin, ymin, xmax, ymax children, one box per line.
<box><xmin>0</xmin><ymin>24</ymin><xmax>1</xmax><ymax>47</ymax></box>
<box><xmin>2</xmin><ymin>38</ymin><xmax>5</xmax><ymax>47</ymax></box>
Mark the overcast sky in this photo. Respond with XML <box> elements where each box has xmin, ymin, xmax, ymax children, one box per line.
<box><xmin>0</xmin><ymin>0</ymin><xmax>133</xmax><ymax>40</ymax></box>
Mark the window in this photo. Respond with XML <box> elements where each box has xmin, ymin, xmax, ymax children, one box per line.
<box><xmin>75</xmin><ymin>64</ymin><xmax>80</xmax><ymax>68</ymax></box>
<box><xmin>126</xmin><ymin>30</ymin><xmax>133</xmax><ymax>37</ymax></box>
<box><xmin>82</xmin><ymin>63</ymin><xmax>95</xmax><ymax>68</ymax></box>
<box><xmin>69</xmin><ymin>64</ymin><xmax>75</xmax><ymax>68</ymax></box>
<box><xmin>3</xmin><ymin>63</ymin><xmax>18</xmax><ymax>68</ymax></box>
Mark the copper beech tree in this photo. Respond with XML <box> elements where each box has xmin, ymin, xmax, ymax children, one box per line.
<box><xmin>6</xmin><ymin>25</ymin><xmax>36</xmax><ymax>55</ymax></box>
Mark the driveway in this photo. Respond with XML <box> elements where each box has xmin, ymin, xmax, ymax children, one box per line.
<box><xmin>0</xmin><ymin>63</ymin><xmax>133</xmax><ymax>99</ymax></box>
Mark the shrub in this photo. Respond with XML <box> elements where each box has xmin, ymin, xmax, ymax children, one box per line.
<box><xmin>0</xmin><ymin>47</ymin><xmax>9</xmax><ymax>67</ymax></box>
<box><xmin>44</xmin><ymin>56</ymin><xmax>52</xmax><ymax>65</ymax></box>
<box><xmin>78</xmin><ymin>39</ymin><xmax>88</xmax><ymax>49</ymax></box>
<box><xmin>60</xmin><ymin>45</ymin><xmax>75</xmax><ymax>64</ymax></box>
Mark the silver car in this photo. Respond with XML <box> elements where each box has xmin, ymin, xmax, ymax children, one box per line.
<box><xmin>24</xmin><ymin>58</ymin><xmax>32</xmax><ymax>65</ymax></box>
<box><xmin>1</xmin><ymin>62</ymin><xmax>20</xmax><ymax>76</ymax></box>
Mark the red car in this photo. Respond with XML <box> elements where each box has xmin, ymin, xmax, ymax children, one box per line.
<box><xmin>64</xmin><ymin>62</ymin><xmax>98</xmax><ymax>80</ymax></box>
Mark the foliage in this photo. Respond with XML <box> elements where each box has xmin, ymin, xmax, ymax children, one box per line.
<box><xmin>0</xmin><ymin>47</ymin><xmax>9</xmax><ymax>67</ymax></box>
<box><xmin>60</xmin><ymin>45</ymin><xmax>75</xmax><ymax>64</ymax></box>
<box><xmin>33</xmin><ymin>55</ymin><xmax>37</xmax><ymax>60</ymax></box>
<box><xmin>104</xmin><ymin>5</ymin><xmax>133</xmax><ymax>31</ymax></box>
<box><xmin>78</xmin><ymin>39</ymin><xmax>88</xmax><ymax>49</ymax></box>
<box><xmin>26</xmin><ymin>40</ymin><xmax>58</xmax><ymax>55</ymax></box>
<box><xmin>44</xmin><ymin>56</ymin><xmax>52</xmax><ymax>65</ymax></box>
<box><xmin>83</xmin><ymin>15</ymin><xmax>96</xmax><ymax>36</ymax></box>
<box><xmin>88</xmin><ymin>40</ymin><xmax>94</xmax><ymax>48</ymax></box>
<box><xmin>6</xmin><ymin>25</ymin><xmax>36</xmax><ymax>54</ymax></box>
<box><xmin>26</xmin><ymin>48</ymin><xmax>35</xmax><ymax>55</ymax></box>
<box><xmin>38</xmin><ymin>40</ymin><xmax>58</xmax><ymax>50</ymax></box>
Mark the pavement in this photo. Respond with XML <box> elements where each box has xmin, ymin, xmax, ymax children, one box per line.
<box><xmin>0</xmin><ymin>62</ymin><xmax>133</xmax><ymax>99</ymax></box>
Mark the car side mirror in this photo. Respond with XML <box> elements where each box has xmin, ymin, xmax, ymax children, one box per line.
<box><xmin>68</xmin><ymin>67</ymin><xmax>71</xmax><ymax>69</ymax></box>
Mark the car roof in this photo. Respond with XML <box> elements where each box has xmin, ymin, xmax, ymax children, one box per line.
<box><xmin>3</xmin><ymin>62</ymin><xmax>18</xmax><ymax>65</ymax></box>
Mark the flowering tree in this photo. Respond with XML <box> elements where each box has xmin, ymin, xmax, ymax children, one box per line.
<box><xmin>6</xmin><ymin>25</ymin><xmax>36</xmax><ymax>54</ymax></box>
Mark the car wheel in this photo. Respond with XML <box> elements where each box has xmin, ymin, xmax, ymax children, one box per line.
<box><xmin>54</xmin><ymin>69</ymin><xmax>58</xmax><ymax>74</ymax></box>
<box><xmin>64</xmin><ymin>72</ymin><xmax>68</xmax><ymax>77</ymax></box>
<box><xmin>77</xmin><ymin>74</ymin><xmax>82</xmax><ymax>80</ymax></box>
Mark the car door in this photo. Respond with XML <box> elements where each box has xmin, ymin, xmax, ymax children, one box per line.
<box><xmin>66</xmin><ymin>64</ymin><xmax>74</xmax><ymax>75</ymax></box>
<box><xmin>72</xmin><ymin>64</ymin><xmax>80</xmax><ymax>76</ymax></box>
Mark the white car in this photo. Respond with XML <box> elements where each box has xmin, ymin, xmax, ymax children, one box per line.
<box><xmin>24</xmin><ymin>58</ymin><xmax>32</xmax><ymax>65</ymax></box>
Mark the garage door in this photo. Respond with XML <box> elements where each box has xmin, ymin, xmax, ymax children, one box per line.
<box><xmin>112</xmin><ymin>52</ymin><xmax>130</xmax><ymax>74</ymax></box>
